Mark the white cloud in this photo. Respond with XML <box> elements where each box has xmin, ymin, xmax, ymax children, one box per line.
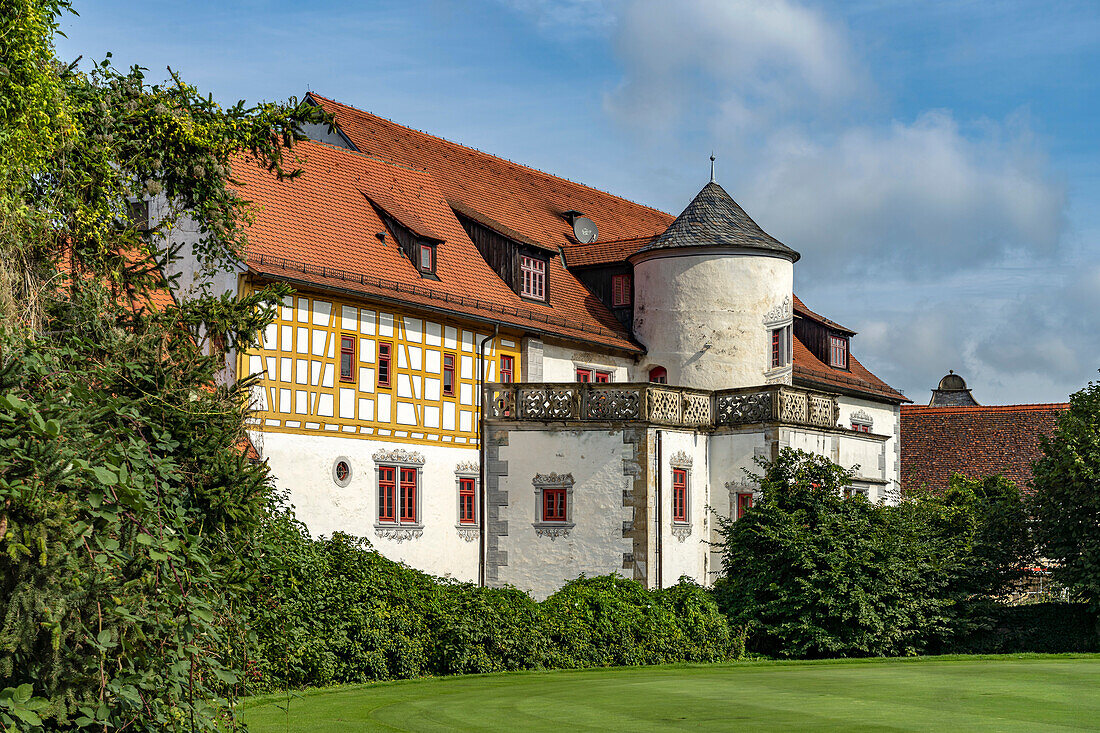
<box><xmin>747</xmin><ymin>110</ymin><xmax>1066</xmax><ymax>277</ymax></box>
<box><xmin>605</xmin><ymin>0</ymin><xmax>862</xmax><ymax>135</ymax></box>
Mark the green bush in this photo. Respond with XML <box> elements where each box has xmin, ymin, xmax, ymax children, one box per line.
<box><xmin>715</xmin><ymin>450</ymin><xmax>1035</xmax><ymax>659</ymax></box>
<box><xmin>946</xmin><ymin>603</ymin><xmax>1098</xmax><ymax>654</ymax></box>
<box><xmin>241</xmin><ymin>513</ymin><xmax>740</xmax><ymax>691</ymax></box>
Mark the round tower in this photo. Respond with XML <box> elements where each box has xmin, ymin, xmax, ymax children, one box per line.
<box><xmin>631</xmin><ymin>181</ymin><xmax>799</xmax><ymax>391</ymax></box>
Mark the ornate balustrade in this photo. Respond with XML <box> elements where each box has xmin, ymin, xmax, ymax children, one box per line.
<box><xmin>486</xmin><ymin>383</ymin><xmax>839</xmax><ymax>430</ymax></box>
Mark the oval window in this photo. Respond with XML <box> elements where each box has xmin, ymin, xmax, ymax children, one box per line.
<box><xmin>332</xmin><ymin>458</ymin><xmax>353</xmax><ymax>486</ymax></box>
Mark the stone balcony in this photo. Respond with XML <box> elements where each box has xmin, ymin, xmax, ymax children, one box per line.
<box><xmin>485</xmin><ymin>382</ymin><xmax>840</xmax><ymax>431</ymax></box>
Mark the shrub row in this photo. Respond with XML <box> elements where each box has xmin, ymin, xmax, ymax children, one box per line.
<box><xmin>240</xmin><ymin>512</ymin><xmax>743</xmax><ymax>691</ymax></box>
<box><xmin>945</xmin><ymin>602</ymin><xmax>1098</xmax><ymax>655</ymax></box>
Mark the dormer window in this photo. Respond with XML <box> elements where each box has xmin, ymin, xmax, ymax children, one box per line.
<box><xmin>520</xmin><ymin>255</ymin><xmax>546</xmax><ymax>300</ymax></box>
<box><xmin>829</xmin><ymin>335</ymin><xmax>848</xmax><ymax>369</ymax></box>
<box><xmin>417</xmin><ymin>241</ymin><xmax>436</xmax><ymax>275</ymax></box>
<box><xmin>611</xmin><ymin>274</ymin><xmax>631</xmax><ymax>307</ymax></box>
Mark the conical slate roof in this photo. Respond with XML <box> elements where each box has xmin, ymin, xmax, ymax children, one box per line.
<box><xmin>635</xmin><ymin>182</ymin><xmax>800</xmax><ymax>262</ymax></box>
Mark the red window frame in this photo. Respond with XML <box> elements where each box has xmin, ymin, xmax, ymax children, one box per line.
<box><xmin>611</xmin><ymin>273</ymin><xmax>631</xmax><ymax>307</ymax></box>
<box><xmin>377</xmin><ymin>342</ymin><xmax>392</xmax><ymax>388</ymax></box>
<box><xmin>736</xmin><ymin>493</ymin><xmax>753</xmax><ymax>520</ymax></box>
<box><xmin>399</xmin><ymin>467</ymin><xmax>417</xmax><ymax>523</ymax></box>
<box><xmin>594</xmin><ymin>370</ymin><xmax>612</xmax><ymax>383</ymax></box>
<box><xmin>443</xmin><ymin>353</ymin><xmax>456</xmax><ymax>396</ymax></box>
<box><xmin>500</xmin><ymin>355</ymin><xmax>514</xmax><ymax>383</ymax></box>
<box><xmin>648</xmin><ymin>366</ymin><xmax>667</xmax><ymax>384</ymax></box>
<box><xmin>520</xmin><ymin>255</ymin><xmax>546</xmax><ymax>300</ymax></box>
<box><xmin>672</xmin><ymin>468</ymin><xmax>687</xmax><ymax>523</ymax></box>
<box><xmin>543</xmin><ymin>488</ymin><xmax>567</xmax><ymax>522</ymax></box>
<box><xmin>378</xmin><ymin>466</ymin><xmax>396</xmax><ymax>523</ymax></box>
<box><xmin>459</xmin><ymin>477</ymin><xmax>476</xmax><ymax>525</ymax></box>
<box><xmin>771</xmin><ymin>329</ymin><xmax>783</xmax><ymax>368</ymax></box>
<box><xmin>851</xmin><ymin>423</ymin><xmax>871</xmax><ymax>433</ymax></box>
<box><xmin>340</xmin><ymin>335</ymin><xmax>356</xmax><ymax>382</ymax></box>
<box><xmin>418</xmin><ymin>242</ymin><xmax>435</xmax><ymax>273</ymax></box>
<box><xmin>829</xmin><ymin>335</ymin><xmax>848</xmax><ymax>369</ymax></box>
<box><xmin>576</xmin><ymin>367</ymin><xmax>592</xmax><ymax>382</ymax></box>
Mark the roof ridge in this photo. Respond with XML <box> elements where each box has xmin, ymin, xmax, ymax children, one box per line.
<box><xmin>306</xmin><ymin>92</ymin><xmax>674</xmax><ymax>220</ymax></box>
<box><xmin>903</xmin><ymin>403</ymin><xmax>1070</xmax><ymax>413</ymax></box>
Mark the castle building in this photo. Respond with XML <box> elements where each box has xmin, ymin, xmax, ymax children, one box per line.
<box><xmin>165</xmin><ymin>93</ymin><xmax>909</xmax><ymax>597</ymax></box>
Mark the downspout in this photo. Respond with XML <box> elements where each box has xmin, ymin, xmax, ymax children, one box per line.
<box><xmin>655</xmin><ymin>429</ymin><xmax>663</xmax><ymax>590</ymax></box>
<box><xmin>477</xmin><ymin>325</ymin><xmax>499</xmax><ymax>588</ymax></box>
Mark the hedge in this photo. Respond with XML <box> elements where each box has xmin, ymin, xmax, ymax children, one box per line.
<box><xmin>239</xmin><ymin>512</ymin><xmax>743</xmax><ymax>691</ymax></box>
<box><xmin>946</xmin><ymin>603</ymin><xmax>1098</xmax><ymax>655</ymax></box>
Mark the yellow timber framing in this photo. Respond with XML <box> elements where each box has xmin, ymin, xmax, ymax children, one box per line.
<box><xmin>239</xmin><ymin>283</ymin><xmax>522</xmax><ymax>448</ymax></box>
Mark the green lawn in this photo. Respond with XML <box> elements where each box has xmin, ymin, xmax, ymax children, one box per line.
<box><xmin>240</xmin><ymin>655</ymin><xmax>1100</xmax><ymax>732</ymax></box>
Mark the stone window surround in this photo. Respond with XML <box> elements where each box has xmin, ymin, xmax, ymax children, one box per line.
<box><xmin>763</xmin><ymin>295</ymin><xmax>793</xmax><ymax>379</ymax></box>
<box><xmin>725</xmin><ymin>479</ymin><xmax>759</xmax><ymax>522</ymax></box>
<box><xmin>850</xmin><ymin>408</ymin><xmax>874</xmax><ymax>432</ymax></box>
<box><xmin>532</xmin><ymin>472</ymin><xmax>575</xmax><ymax>539</ymax></box>
<box><xmin>373</xmin><ymin>448</ymin><xmax>425</xmax><ymax>539</ymax></box>
<box><xmin>332</xmin><ymin>455</ymin><xmax>353</xmax><ymax>487</ymax></box>
<box><xmin>668</xmin><ymin>450</ymin><xmax>693</xmax><ymax>541</ymax></box>
<box><xmin>454</xmin><ymin>461</ymin><xmax>480</xmax><ymax>542</ymax></box>
<box><xmin>574</xmin><ymin>361</ymin><xmax>614</xmax><ymax>382</ymax></box>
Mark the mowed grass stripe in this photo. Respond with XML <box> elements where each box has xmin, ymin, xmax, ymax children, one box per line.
<box><xmin>240</xmin><ymin>656</ymin><xmax>1100</xmax><ymax>732</ymax></box>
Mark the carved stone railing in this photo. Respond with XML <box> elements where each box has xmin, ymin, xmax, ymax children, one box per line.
<box><xmin>487</xmin><ymin>383</ymin><xmax>840</xmax><ymax>430</ymax></box>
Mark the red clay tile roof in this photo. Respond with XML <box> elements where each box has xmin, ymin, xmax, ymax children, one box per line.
<box><xmin>561</xmin><ymin>235</ymin><xmax>657</xmax><ymax>268</ymax></box>
<box><xmin>793</xmin><ymin>294</ymin><xmax>855</xmax><ymax>335</ymax></box>
<box><xmin>900</xmin><ymin>403</ymin><xmax>1068</xmax><ymax>495</ymax></box>
<box><xmin>233</xmin><ymin>140</ymin><xmax>640</xmax><ymax>352</ymax></box>
<box><xmin>793</xmin><ymin>333</ymin><xmax>908</xmax><ymax>403</ymax></box>
<box><xmin>307</xmin><ymin>93</ymin><xmax>674</xmax><ymax>248</ymax></box>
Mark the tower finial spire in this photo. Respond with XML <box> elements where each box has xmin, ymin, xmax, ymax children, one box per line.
<box><xmin>710</xmin><ymin>152</ymin><xmax>716</xmax><ymax>183</ymax></box>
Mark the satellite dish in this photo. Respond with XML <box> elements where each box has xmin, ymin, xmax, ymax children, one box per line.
<box><xmin>573</xmin><ymin>216</ymin><xmax>598</xmax><ymax>243</ymax></box>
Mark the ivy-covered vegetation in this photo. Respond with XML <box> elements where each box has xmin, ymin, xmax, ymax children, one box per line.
<box><xmin>239</xmin><ymin>512</ymin><xmax>742</xmax><ymax>692</ymax></box>
<box><xmin>713</xmin><ymin>449</ymin><xmax>1042</xmax><ymax>659</ymax></box>
<box><xmin>0</xmin><ymin>0</ymin><xmax>326</xmax><ymax>729</ymax></box>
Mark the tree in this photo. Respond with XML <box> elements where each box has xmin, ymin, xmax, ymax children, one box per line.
<box><xmin>713</xmin><ymin>450</ymin><xmax>1034</xmax><ymax>658</ymax></box>
<box><xmin>0</xmin><ymin>1</ymin><xmax>328</xmax><ymax>729</ymax></box>
<box><xmin>1031</xmin><ymin>377</ymin><xmax>1100</xmax><ymax>613</ymax></box>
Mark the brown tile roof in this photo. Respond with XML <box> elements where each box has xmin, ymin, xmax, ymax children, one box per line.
<box><xmin>793</xmin><ymin>294</ymin><xmax>855</xmax><ymax>335</ymax></box>
<box><xmin>793</xmin><ymin>333</ymin><xmax>908</xmax><ymax>403</ymax></box>
<box><xmin>561</xmin><ymin>235</ymin><xmax>656</xmax><ymax>268</ymax></box>
<box><xmin>900</xmin><ymin>403</ymin><xmax>1068</xmax><ymax>495</ymax></box>
<box><xmin>233</xmin><ymin>140</ymin><xmax>640</xmax><ymax>352</ymax></box>
<box><xmin>307</xmin><ymin>93</ymin><xmax>674</xmax><ymax>248</ymax></box>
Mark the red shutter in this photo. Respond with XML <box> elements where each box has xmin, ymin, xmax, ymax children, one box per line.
<box><xmin>378</xmin><ymin>466</ymin><xmax>396</xmax><ymax>522</ymax></box>
<box><xmin>459</xmin><ymin>477</ymin><xmax>476</xmax><ymax>524</ymax></box>
<box><xmin>399</xmin><ymin>467</ymin><xmax>417</xmax><ymax>523</ymax></box>
<box><xmin>672</xmin><ymin>468</ymin><xmax>687</xmax><ymax>522</ymax></box>
<box><xmin>340</xmin><ymin>335</ymin><xmax>355</xmax><ymax>381</ymax></box>
<box><xmin>443</xmin><ymin>354</ymin><xmax>455</xmax><ymax>396</ymax></box>
<box><xmin>378</xmin><ymin>342</ymin><xmax>392</xmax><ymax>388</ymax></box>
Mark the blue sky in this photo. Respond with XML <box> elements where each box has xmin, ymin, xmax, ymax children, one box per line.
<box><xmin>56</xmin><ymin>0</ymin><xmax>1100</xmax><ymax>404</ymax></box>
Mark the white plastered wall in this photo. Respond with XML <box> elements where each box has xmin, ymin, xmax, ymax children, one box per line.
<box><xmin>540</xmin><ymin>340</ymin><xmax>634</xmax><ymax>382</ymax></box>
<box><xmin>632</xmin><ymin>250</ymin><xmax>792</xmax><ymax>390</ymax></box>
<box><xmin>653</xmin><ymin>429</ymin><xmax>709</xmax><ymax>587</ymax></box>
<box><xmin>494</xmin><ymin>428</ymin><xmax>634</xmax><ymax>600</ymax></box>
<box><xmin>837</xmin><ymin>395</ymin><xmax>902</xmax><ymax>500</ymax></box>
<box><xmin>257</xmin><ymin>431</ymin><xmax>482</xmax><ymax>581</ymax></box>
<box><xmin>706</xmin><ymin>430</ymin><xmax>770</xmax><ymax>582</ymax></box>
